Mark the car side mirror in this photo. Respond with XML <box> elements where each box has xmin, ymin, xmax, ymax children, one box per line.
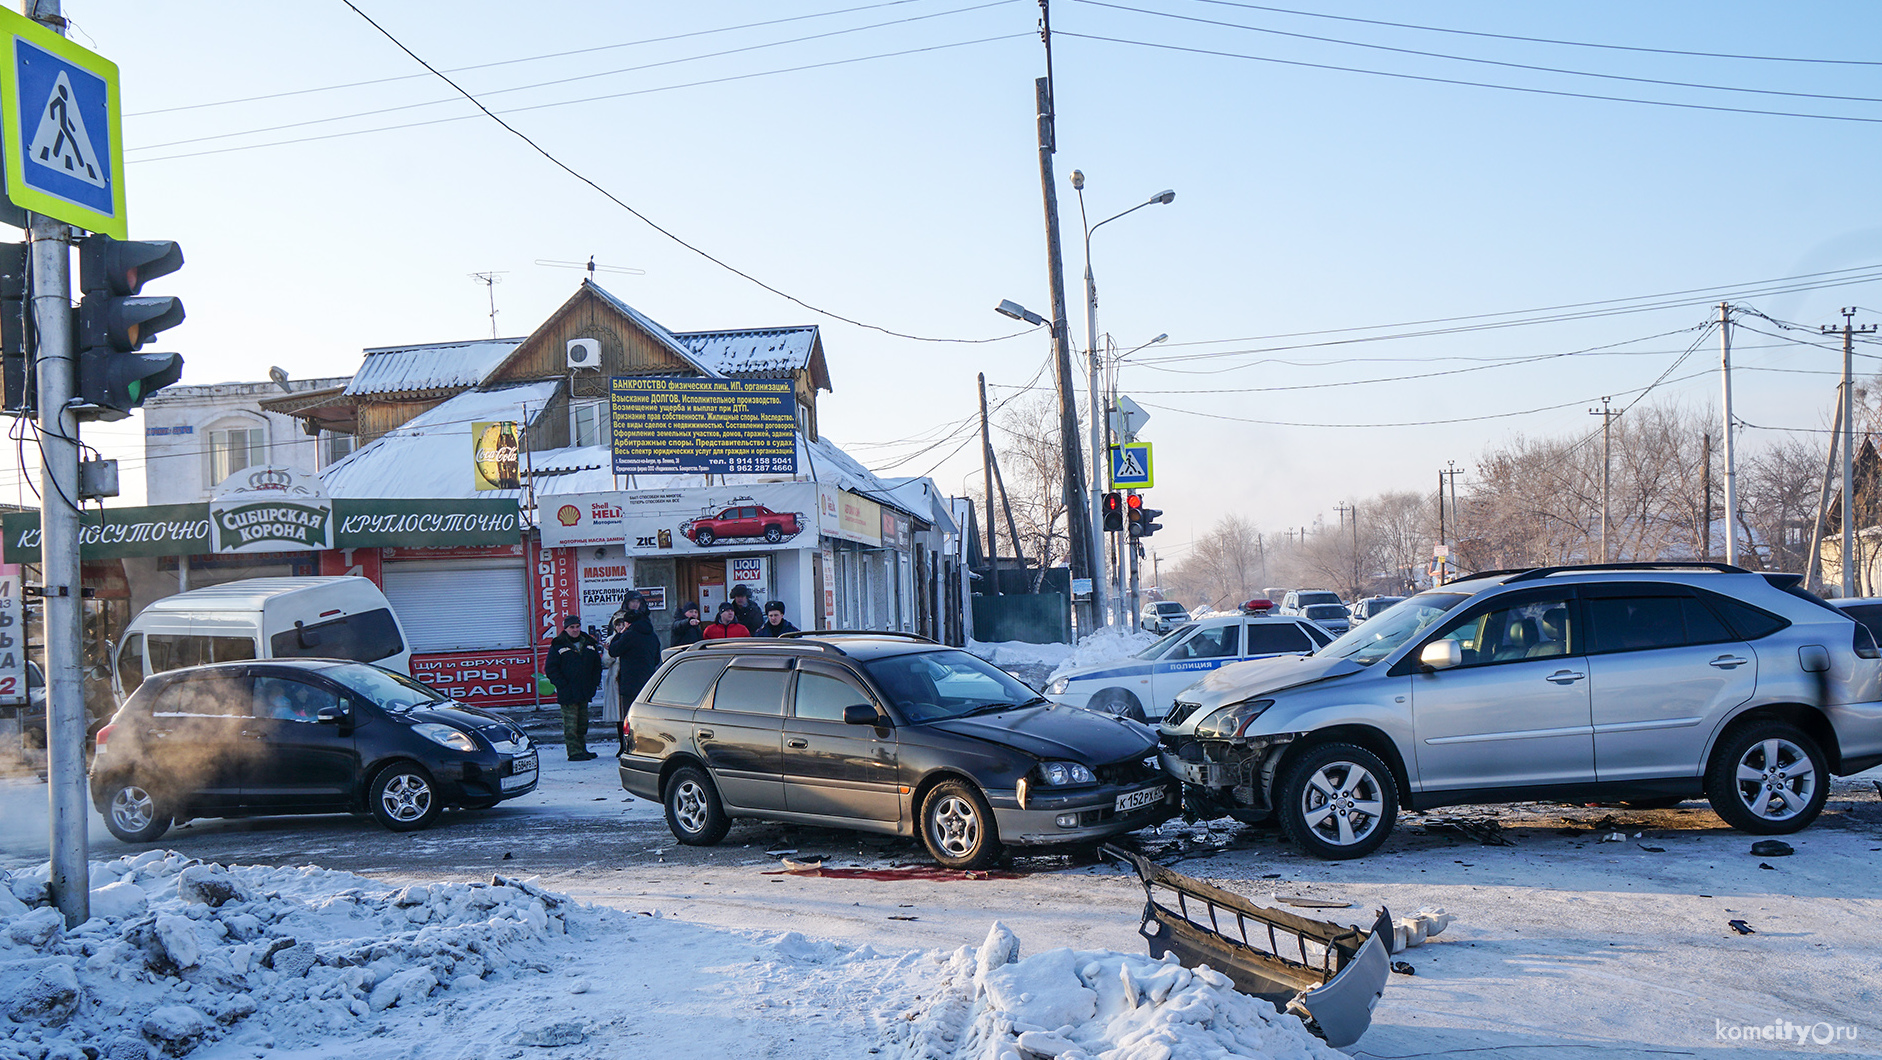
<box><xmin>1420</xmin><ymin>640</ymin><xmax>1463</xmax><ymax>671</ymax></box>
<box><xmin>842</xmin><ymin>704</ymin><xmax>883</xmax><ymax>726</ymax></box>
<box><xmin>316</xmin><ymin>703</ymin><xmax>349</xmax><ymax>725</ymax></box>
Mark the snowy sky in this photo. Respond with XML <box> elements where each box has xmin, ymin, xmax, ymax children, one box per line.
<box><xmin>10</xmin><ymin>1</ymin><xmax>1882</xmax><ymax>560</ymax></box>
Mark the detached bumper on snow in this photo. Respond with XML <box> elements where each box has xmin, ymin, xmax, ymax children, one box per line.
<box><xmin>1103</xmin><ymin>845</ymin><xmax>1390</xmax><ymax>1049</ymax></box>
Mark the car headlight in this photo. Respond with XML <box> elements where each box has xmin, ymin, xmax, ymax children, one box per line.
<box><xmin>413</xmin><ymin>723</ymin><xmax>477</xmax><ymax>752</ymax></box>
<box><xmin>1046</xmin><ymin>677</ymin><xmax>1069</xmax><ymax>695</ymax></box>
<box><xmin>1193</xmin><ymin>699</ymin><xmax>1275</xmax><ymax>740</ymax></box>
<box><xmin>1038</xmin><ymin>761</ymin><xmax>1096</xmax><ymax>786</ymax></box>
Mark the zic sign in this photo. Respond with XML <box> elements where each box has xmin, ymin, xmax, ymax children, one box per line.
<box><xmin>0</xmin><ymin>8</ymin><xmax>126</xmax><ymax>237</ymax></box>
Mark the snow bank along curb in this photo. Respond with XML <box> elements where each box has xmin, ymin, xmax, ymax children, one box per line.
<box><xmin>890</xmin><ymin>922</ymin><xmax>1348</xmax><ymax>1060</ymax></box>
<box><xmin>1044</xmin><ymin>626</ymin><xmax>1158</xmax><ymax>684</ymax></box>
<box><xmin>0</xmin><ymin>852</ymin><xmax>600</xmax><ymax>1059</ymax></box>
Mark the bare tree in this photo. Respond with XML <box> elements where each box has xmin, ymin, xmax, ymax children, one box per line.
<box><xmin>989</xmin><ymin>395</ymin><xmax>1069</xmax><ymax>590</ymax></box>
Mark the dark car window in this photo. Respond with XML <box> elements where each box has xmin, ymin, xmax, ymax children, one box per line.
<box><xmin>1247</xmin><ymin>623</ymin><xmax>1312</xmax><ymax>655</ymax></box>
<box><xmin>1301</xmin><ymin>622</ymin><xmax>1333</xmax><ymax>647</ymax></box>
<box><xmin>255</xmin><ymin>676</ymin><xmax>339</xmax><ymax>723</ymax></box>
<box><xmin>1429</xmin><ymin>594</ymin><xmax>1576</xmax><ymax>667</ymax></box>
<box><xmin>1587</xmin><ymin>595</ymin><xmax>1737</xmax><ymax>654</ymax></box>
<box><xmin>116</xmin><ymin>633</ymin><xmax>144</xmax><ymax>691</ymax></box>
<box><xmin>1171</xmin><ymin>625</ymin><xmax>1238</xmax><ymax>660</ymax></box>
<box><xmin>321</xmin><ymin>663</ymin><xmax>447</xmax><ymax>710</ymax></box>
<box><xmin>152</xmin><ymin>674</ymin><xmax>255</xmax><ymax>718</ymax></box>
<box><xmin>270</xmin><ymin>609</ymin><xmax>404</xmax><ymax>664</ymax></box>
<box><xmin>647</xmin><ymin>657</ymin><xmax>728</xmax><ymax>707</ymax></box>
<box><xmin>712</xmin><ymin>666</ymin><xmax>790</xmax><ymax>715</ymax></box>
<box><xmin>861</xmin><ymin>649</ymin><xmax>1037</xmax><ymax>723</ymax></box>
<box><xmin>147</xmin><ymin>634</ymin><xmax>205</xmax><ymax>673</ymax></box>
<box><xmin>1707</xmin><ymin>594</ymin><xmax>1791</xmax><ymax>641</ymax></box>
<box><xmin>792</xmin><ymin>670</ymin><xmax>872</xmax><ymax>722</ymax></box>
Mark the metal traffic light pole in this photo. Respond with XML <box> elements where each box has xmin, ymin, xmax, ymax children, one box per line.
<box><xmin>26</xmin><ymin>0</ymin><xmax>89</xmax><ymax>927</ymax></box>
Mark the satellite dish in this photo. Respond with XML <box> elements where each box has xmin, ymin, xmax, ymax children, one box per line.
<box><xmin>268</xmin><ymin>366</ymin><xmax>291</xmax><ymax>392</ymax></box>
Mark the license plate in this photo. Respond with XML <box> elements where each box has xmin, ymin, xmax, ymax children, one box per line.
<box><xmin>1115</xmin><ymin>786</ymin><xmax>1164</xmax><ymax>813</ymax></box>
<box><xmin>501</xmin><ymin>752</ymin><xmax>538</xmax><ymax>790</ymax></box>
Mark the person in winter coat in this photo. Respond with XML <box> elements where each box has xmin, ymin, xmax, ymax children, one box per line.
<box><xmin>670</xmin><ymin>600</ymin><xmax>705</xmax><ymax>647</ymax></box>
<box><xmin>728</xmin><ymin>584</ymin><xmax>765</xmax><ymax>635</ymax></box>
<box><xmin>703</xmin><ymin>601</ymin><xmax>751</xmax><ymax>639</ymax></box>
<box><xmin>543</xmin><ymin>615</ymin><xmax>603</xmax><ymax>760</ymax></box>
<box><xmin>608</xmin><ymin>594</ymin><xmax>663</xmax><ymax>752</ymax></box>
<box><xmin>754</xmin><ymin>600</ymin><xmax>799</xmax><ymax>637</ymax></box>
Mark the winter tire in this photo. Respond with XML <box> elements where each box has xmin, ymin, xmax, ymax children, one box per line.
<box><xmin>1277</xmin><ymin>742</ymin><xmax>1397</xmax><ymax>860</ymax></box>
<box><xmin>1086</xmin><ymin>688</ymin><xmax>1148</xmax><ymax>724</ymax></box>
<box><xmin>764</xmin><ymin>525</ymin><xmax>784</xmax><ymax>543</ymax></box>
<box><xmin>1705</xmin><ymin>721</ymin><xmax>1828</xmax><ymax>835</ymax></box>
<box><xmin>695</xmin><ymin>527</ymin><xmax>716</xmax><ymax>546</ymax></box>
<box><xmin>921</xmin><ymin>779</ymin><xmax>1002</xmax><ymax>870</ymax></box>
<box><xmin>664</xmin><ymin>765</ymin><xmax>731</xmax><ymax>846</ymax></box>
<box><xmin>102</xmin><ymin>779</ymin><xmax>171</xmax><ymax>844</ymax></box>
<box><xmin>369</xmin><ymin>762</ymin><xmax>443</xmax><ymax>832</ymax></box>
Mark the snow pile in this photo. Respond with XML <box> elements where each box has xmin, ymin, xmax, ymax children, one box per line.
<box><xmin>0</xmin><ymin>851</ymin><xmax>607</xmax><ymax>1059</ymax></box>
<box><xmin>1046</xmin><ymin>626</ymin><xmax>1159</xmax><ymax>683</ymax></box>
<box><xmin>891</xmin><ymin>923</ymin><xmax>1345</xmax><ymax>1060</ymax></box>
<box><xmin>969</xmin><ymin>639</ymin><xmax>1078</xmax><ymax>672</ymax></box>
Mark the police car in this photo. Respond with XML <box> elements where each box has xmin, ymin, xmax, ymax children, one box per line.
<box><xmin>1045</xmin><ymin>611</ymin><xmax>1334</xmax><ymax>722</ymax></box>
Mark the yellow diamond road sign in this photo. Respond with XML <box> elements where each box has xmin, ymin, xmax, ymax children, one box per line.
<box><xmin>0</xmin><ymin>8</ymin><xmax>124</xmax><ymax>237</ymax></box>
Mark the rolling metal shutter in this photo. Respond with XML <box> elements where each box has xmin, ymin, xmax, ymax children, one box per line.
<box><xmin>381</xmin><ymin>560</ymin><xmax>529</xmax><ymax>652</ymax></box>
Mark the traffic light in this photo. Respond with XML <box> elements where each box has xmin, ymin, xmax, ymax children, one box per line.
<box><xmin>1139</xmin><ymin>507</ymin><xmax>1164</xmax><ymax>538</ymax></box>
<box><xmin>1126</xmin><ymin>492</ymin><xmax>1143</xmax><ymax>535</ymax></box>
<box><xmin>1</xmin><ymin>241</ymin><xmax>27</xmax><ymax>415</ymax></box>
<box><xmin>1102</xmin><ymin>491</ymin><xmax>1123</xmax><ymax>532</ymax></box>
<box><xmin>75</xmin><ymin>236</ymin><xmax>185</xmax><ymax>417</ymax></box>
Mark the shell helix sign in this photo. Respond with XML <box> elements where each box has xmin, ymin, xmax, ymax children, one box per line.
<box><xmin>208</xmin><ymin>466</ymin><xmax>334</xmax><ymax>553</ymax></box>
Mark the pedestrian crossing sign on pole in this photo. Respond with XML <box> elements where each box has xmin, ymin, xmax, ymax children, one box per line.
<box><xmin>0</xmin><ymin>8</ymin><xmax>124</xmax><ymax>237</ymax></box>
<box><xmin>1110</xmin><ymin>441</ymin><xmax>1154</xmax><ymax>490</ymax></box>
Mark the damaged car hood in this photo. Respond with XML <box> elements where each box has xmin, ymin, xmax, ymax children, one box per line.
<box><xmin>1166</xmin><ymin>653</ymin><xmax>1365</xmax><ymax>717</ymax></box>
<box><xmin>926</xmin><ymin>704</ymin><xmax>1157</xmax><ymax>764</ymax></box>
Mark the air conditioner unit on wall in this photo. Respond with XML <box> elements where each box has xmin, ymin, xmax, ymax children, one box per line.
<box><xmin>567</xmin><ymin>338</ymin><xmax>601</xmax><ymax>369</ymax></box>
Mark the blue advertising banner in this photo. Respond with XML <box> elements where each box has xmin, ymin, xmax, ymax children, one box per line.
<box><xmin>609</xmin><ymin>377</ymin><xmax>798</xmax><ymax>475</ymax></box>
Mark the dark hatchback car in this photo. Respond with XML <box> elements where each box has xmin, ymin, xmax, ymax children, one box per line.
<box><xmin>90</xmin><ymin>659</ymin><xmax>538</xmax><ymax>843</ymax></box>
<box><xmin>619</xmin><ymin>632</ymin><xmax>1177</xmax><ymax>869</ymax></box>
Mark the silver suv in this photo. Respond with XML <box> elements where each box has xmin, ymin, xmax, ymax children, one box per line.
<box><xmin>1159</xmin><ymin>564</ymin><xmax>1882</xmax><ymax>859</ymax></box>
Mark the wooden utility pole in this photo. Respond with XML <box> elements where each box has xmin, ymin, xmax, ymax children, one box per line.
<box><xmin>1807</xmin><ymin>396</ymin><xmax>1843</xmax><ymax>593</ymax></box>
<box><xmin>1700</xmin><ymin>432</ymin><xmax>1712</xmax><ymax>561</ymax></box>
<box><xmin>978</xmin><ymin>373</ymin><xmax>999</xmax><ymax>595</ymax></box>
<box><xmin>1589</xmin><ymin>398</ymin><xmax>1615</xmax><ymax>562</ymax></box>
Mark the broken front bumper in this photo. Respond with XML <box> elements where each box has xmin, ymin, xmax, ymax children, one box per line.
<box><xmin>1104</xmin><ymin>845</ymin><xmax>1391</xmax><ymax>1049</ymax></box>
<box><xmin>988</xmin><ymin>776</ymin><xmax>1179</xmax><ymax>845</ymax></box>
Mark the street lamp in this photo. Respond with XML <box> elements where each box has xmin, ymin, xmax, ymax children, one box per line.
<box><xmin>994</xmin><ymin>299</ymin><xmax>1052</xmax><ymax>331</ymax></box>
<box><xmin>1072</xmin><ymin>171</ymin><xmax>1174</xmax><ymax>627</ymax></box>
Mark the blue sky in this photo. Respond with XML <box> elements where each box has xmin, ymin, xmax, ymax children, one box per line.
<box><xmin>14</xmin><ymin>1</ymin><xmax>1882</xmax><ymax>563</ymax></box>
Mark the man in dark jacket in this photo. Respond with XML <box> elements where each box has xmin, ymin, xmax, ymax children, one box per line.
<box><xmin>609</xmin><ymin>592</ymin><xmax>663</xmax><ymax>752</ymax></box>
<box><xmin>754</xmin><ymin>600</ymin><xmax>799</xmax><ymax>637</ymax></box>
<box><xmin>543</xmin><ymin>615</ymin><xmax>603</xmax><ymax>760</ymax></box>
<box><xmin>728</xmin><ymin>584</ymin><xmax>765</xmax><ymax>635</ymax></box>
<box><xmin>670</xmin><ymin>600</ymin><xmax>705</xmax><ymax>647</ymax></box>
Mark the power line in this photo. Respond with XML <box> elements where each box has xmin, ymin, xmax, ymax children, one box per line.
<box><xmin>333</xmin><ymin>2</ymin><xmax>1025</xmax><ymax>346</ymax></box>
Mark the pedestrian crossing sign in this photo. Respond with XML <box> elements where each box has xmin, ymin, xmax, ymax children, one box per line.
<box><xmin>1110</xmin><ymin>441</ymin><xmax>1154</xmax><ymax>489</ymax></box>
<box><xmin>0</xmin><ymin>8</ymin><xmax>124</xmax><ymax>237</ymax></box>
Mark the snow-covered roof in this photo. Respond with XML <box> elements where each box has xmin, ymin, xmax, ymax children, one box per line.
<box><xmin>344</xmin><ymin>338</ymin><xmax>525</xmax><ymax>398</ymax></box>
<box><xmin>582</xmin><ymin>282</ymin><xmax>720</xmax><ymax>378</ymax></box>
<box><xmin>322</xmin><ymin>381</ymin><xmax>559</xmax><ymax>498</ymax></box>
<box><xmin>675</xmin><ymin>327</ymin><xmax>818</xmax><ymax>378</ymax></box>
<box><xmin>880</xmin><ymin>475</ymin><xmax>959</xmax><ymax>535</ymax></box>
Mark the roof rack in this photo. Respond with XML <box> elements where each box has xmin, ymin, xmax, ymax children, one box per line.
<box><xmin>689</xmin><ymin>637</ymin><xmax>846</xmax><ymax>656</ymax></box>
<box><xmin>1493</xmin><ymin>561</ymin><xmax>1753</xmax><ymax>584</ymax></box>
<box><xmin>779</xmin><ymin>630</ymin><xmax>938</xmax><ymax>644</ymax></box>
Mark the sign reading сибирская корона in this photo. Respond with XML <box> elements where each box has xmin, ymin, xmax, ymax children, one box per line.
<box><xmin>208</xmin><ymin>466</ymin><xmax>335</xmax><ymax>553</ymax></box>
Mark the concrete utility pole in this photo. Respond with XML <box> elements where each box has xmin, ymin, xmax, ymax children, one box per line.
<box><xmin>1807</xmin><ymin>397</ymin><xmax>1843</xmax><ymax>593</ymax></box>
<box><xmin>1700</xmin><ymin>432</ymin><xmax>1712</xmax><ymax>562</ymax></box>
<box><xmin>1824</xmin><ymin>309</ymin><xmax>1876</xmax><ymax>597</ymax></box>
<box><xmin>28</xmin><ymin>0</ymin><xmax>88</xmax><ymax>927</ymax></box>
<box><xmin>978</xmin><ymin>373</ymin><xmax>999</xmax><ymax>595</ymax></box>
<box><xmin>1033</xmin><ymin>3</ymin><xmax>1096</xmax><ymax>634</ymax></box>
<box><xmin>1719</xmin><ymin>303</ymin><xmax>1739</xmax><ymax>566</ymax></box>
<box><xmin>1589</xmin><ymin>397</ymin><xmax>1614</xmax><ymax>562</ymax></box>
<box><xmin>1335</xmin><ymin>503</ymin><xmax>1357</xmax><ymax>599</ymax></box>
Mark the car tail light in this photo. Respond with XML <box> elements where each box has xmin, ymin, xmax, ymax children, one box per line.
<box><xmin>94</xmin><ymin>722</ymin><xmax>115</xmax><ymax>754</ymax></box>
<box><xmin>1854</xmin><ymin>624</ymin><xmax>1879</xmax><ymax>660</ymax></box>
<box><xmin>620</xmin><ymin>717</ymin><xmax>632</xmax><ymax>751</ymax></box>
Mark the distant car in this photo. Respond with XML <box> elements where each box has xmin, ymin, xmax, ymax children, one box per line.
<box><xmin>1302</xmin><ymin>603</ymin><xmax>1351</xmax><ymax>635</ymax></box>
<box><xmin>680</xmin><ymin>503</ymin><xmax>804</xmax><ymax>546</ymax></box>
<box><xmin>1141</xmin><ymin>600</ymin><xmax>1191</xmax><ymax>633</ymax></box>
<box><xmin>90</xmin><ymin>659</ymin><xmax>538</xmax><ymax>843</ymax></box>
<box><xmin>1046</xmin><ymin>613</ymin><xmax>1334</xmax><ymax>722</ymax></box>
<box><xmin>621</xmin><ymin>633</ymin><xmax>1174</xmax><ymax>869</ymax></box>
<box><xmin>1349</xmin><ymin>596</ymin><xmax>1405</xmax><ymax>626</ymax></box>
<box><xmin>1280</xmin><ymin>589</ymin><xmax>1342</xmax><ymax>615</ymax></box>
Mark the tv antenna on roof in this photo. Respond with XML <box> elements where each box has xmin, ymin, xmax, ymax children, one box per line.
<box><xmin>468</xmin><ymin>271</ymin><xmax>508</xmax><ymax>339</ymax></box>
<box><xmin>536</xmin><ymin>256</ymin><xmax>647</xmax><ymax>280</ymax></box>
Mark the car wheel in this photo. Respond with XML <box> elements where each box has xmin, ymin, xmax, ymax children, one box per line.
<box><xmin>102</xmin><ymin>780</ymin><xmax>171</xmax><ymax>843</ymax></box>
<box><xmin>764</xmin><ymin>525</ymin><xmax>784</xmax><ymax>543</ymax></box>
<box><xmin>1704</xmin><ymin>722</ymin><xmax>1829</xmax><ymax>835</ymax></box>
<box><xmin>664</xmin><ymin>765</ymin><xmax>731</xmax><ymax>846</ymax></box>
<box><xmin>920</xmin><ymin>779</ymin><xmax>1002</xmax><ymax>870</ymax></box>
<box><xmin>695</xmin><ymin>527</ymin><xmax>716</xmax><ymax>546</ymax></box>
<box><xmin>369</xmin><ymin>762</ymin><xmax>443</xmax><ymax>832</ymax></box>
<box><xmin>1277</xmin><ymin>742</ymin><xmax>1397</xmax><ymax>860</ymax></box>
<box><xmin>1086</xmin><ymin>688</ymin><xmax>1148</xmax><ymax>724</ymax></box>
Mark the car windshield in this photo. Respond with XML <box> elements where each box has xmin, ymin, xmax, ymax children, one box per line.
<box><xmin>1297</xmin><ymin>592</ymin><xmax>1340</xmax><ymax>607</ymax></box>
<box><xmin>1133</xmin><ymin>624</ymin><xmax>1199</xmax><ymax>660</ymax></box>
<box><xmin>1155</xmin><ymin>603</ymin><xmax>1186</xmax><ymax>613</ymax></box>
<box><xmin>861</xmin><ymin>650</ymin><xmax>1043</xmax><ymax>724</ymax></box>
<box><xmin>1318</xmin><ymin>592</ymin><xmax>1470</xmax><ymax>666</ymax></box>
<box><xmin>1304</xmin><ymin>604</ymin><xmax>1349</xmax><ymax>620</ymax></box>
<box><xmin>321</xmin><ymin>663</ymin><xmax>450</xmax><ymax>711</ymax></box>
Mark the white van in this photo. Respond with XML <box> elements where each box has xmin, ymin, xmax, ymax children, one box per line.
<box><xmin>113</xmin><ymin>577</ymin><xmax>412</xmax><ymax>698</ymax></box>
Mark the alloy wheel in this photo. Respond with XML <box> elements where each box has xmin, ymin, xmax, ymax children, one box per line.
<box><xmin>380</xmin><ymin>773</ymin><xmax>433</xmax><ymax>823</ymax></box>
<box><xmin>672</xmin><ymin>778</ymin><xmax>710</xmax><ymax>835</ymax></box>
<box><xmin>927</xmin><ymin>794</ymin><xmax>980</xmax><ymax>859</ymax></box>
<box><xmin>110</xmin><ymin>785</ymin><xmax>154</xmax><ymax>833</ymax></box>
<box><xmin>1733</xmin><ymin>737</ymin><xmax>1816</xmax><ymax>823</ymax></box>
<box><xmin>1298</xmin><ymin>761</ymin><xmax>1386</xmax><ymax>848</ymax></box>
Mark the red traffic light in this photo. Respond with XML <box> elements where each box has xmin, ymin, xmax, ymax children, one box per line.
<box><xmin>1126</xmin><ymin>493</ymin><xmax>1143</xmax><ymax>510</ymax></box>
<box><xmin>1102</xmin><ymin>492</ymin><xmax>1123</xmax><ymax>532</ymax></box>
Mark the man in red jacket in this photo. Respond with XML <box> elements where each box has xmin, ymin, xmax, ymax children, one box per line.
<box><xmin>703</xmin><ymin>601</ymin><xmax>750</xmax><ymax>639</ymax></box>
